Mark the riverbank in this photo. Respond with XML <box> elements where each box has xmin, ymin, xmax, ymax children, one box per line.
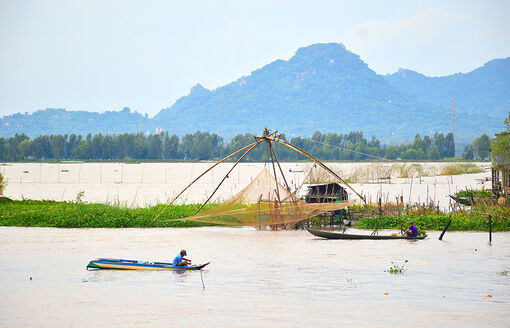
<box><xmin>1</xmin><ymin>198</ymin><xmax>509</xmax><ymax>230</ymax></box>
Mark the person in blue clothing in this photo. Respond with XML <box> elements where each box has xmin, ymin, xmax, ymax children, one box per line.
<box><xmin>404</xmin><ymin>221</ymin><xmax>418</xmax><ymax>237</ymax></box>
<box><xmin>173</xmin><ymin>249</ymin><xmax>191</xmax><ymax>266</ymax></box>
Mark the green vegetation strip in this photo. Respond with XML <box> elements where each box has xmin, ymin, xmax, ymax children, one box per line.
<box><xmin>1</xmin><ymin>198</ymin><xmax>508</xmax><ymax>231</ymax></box>
<box><xmin>358</xmin><ymin>209</ymin><xmax>510</xmax><ymax>232</ymax></box>
<box><xmin>0</xmin><ymin>198</ymin><xmax>215</xmax><ymax>228</ymax></box>
<box><xmin>454</xmin><ymin>189</ymin><xmax>493</xmax><ymax>198</ymax></box>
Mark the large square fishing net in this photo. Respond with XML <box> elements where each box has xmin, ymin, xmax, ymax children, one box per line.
<box><xmin>181</xmin><ymin>168</ymin><xmax>355</xmax><ymax>228</ymax></box>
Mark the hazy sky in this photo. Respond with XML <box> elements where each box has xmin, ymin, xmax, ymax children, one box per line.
<box><xmin>1</xmin><ymin>0</ymin><xmax>509</xmax><ymax>117</ymax></box>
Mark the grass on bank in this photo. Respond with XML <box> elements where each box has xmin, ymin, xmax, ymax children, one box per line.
<box><xmin>357</xmin><ymin>203</ymin><xmax>510</xmax><ymax>232</ymax></box>
<box><xmin>0</xmin><ymin>198</ymin><xmax>214</xmax><ymax>228</ymax></box>
<box><xmin>1</xmin><ymin>197</ymin><xmax>508</xmax><ymax>231</ymax></box>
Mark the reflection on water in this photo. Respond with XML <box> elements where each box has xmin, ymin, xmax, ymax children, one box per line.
<box><xmin>0</xmin><ymin>227</ymin><xmax>509</xmax><ymax>327</ymax></box>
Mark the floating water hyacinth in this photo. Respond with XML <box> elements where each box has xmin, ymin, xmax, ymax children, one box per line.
<box><xmin>385</xmin><ymin>260</ymin><xmax>408</xmax><ymax>274</ymax></box>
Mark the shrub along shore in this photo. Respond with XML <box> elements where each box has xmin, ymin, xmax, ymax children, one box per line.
<box><xmin>0</xmin><ymin>198</ymin><xmax>212</xmax><ymax>228</ymax></box>
<box><xmin>357</xmin><ymin>208</ymin><xmax>510</xmax><ymax>232</ymax></box>
<box><xmin>0</xmin><ymin>198</ymin><xmax>508</xmax><ymax>230</ymax></box>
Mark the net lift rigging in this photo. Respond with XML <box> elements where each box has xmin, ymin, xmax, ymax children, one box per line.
<box><xmin>153</xmin><ymin>128</ymin><xmax>366</xmax><ymax>226</ymax></box>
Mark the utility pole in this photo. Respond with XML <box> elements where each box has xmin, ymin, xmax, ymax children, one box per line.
<box><xmin>451</xmin><ymin>97</ymin><xmax>456</xmax><ymax>153</ymax></box>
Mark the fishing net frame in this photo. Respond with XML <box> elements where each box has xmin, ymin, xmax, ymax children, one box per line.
<box><xmin>153</xmin><ymin>128</ymin><xmax>364</xmax><ymax>228</ymax></box>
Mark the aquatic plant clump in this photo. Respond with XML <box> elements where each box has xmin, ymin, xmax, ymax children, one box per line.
<box><xmin>385</xmin><ymin>260</ymin><xmax>408</xmax><ymax>274</ymax></box>
<box><xmin>454</xmin><ymin>189</ymin><xmax>493</xmax><ymax>198</ymax></box>
<box><xmin>440</xmin><ymin>163</ymin><xmax>483</xmax><ymax>176</ymax></box>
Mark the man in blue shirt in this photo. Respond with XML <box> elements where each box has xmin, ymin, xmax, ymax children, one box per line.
<box><xmin>404</xmin><ymin>221</ymin><xmax>418</xmax><ymax>237</ymax></box>
<box><xmin>173</xmin><ymin>249</ymin><xmax>191</xmax><ymax>266</ymax></box>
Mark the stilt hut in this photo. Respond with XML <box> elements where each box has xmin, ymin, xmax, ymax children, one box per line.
<box><xmin>491</xmin><ymin>132</ymin><xmax>510</xmax><ymax>198</ymax></box>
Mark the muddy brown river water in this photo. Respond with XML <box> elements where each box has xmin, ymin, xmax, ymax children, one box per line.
<box><xmin>0</xmin><ymin>227</ymin><xmax>509</xmax><ymax>327</ymax></box>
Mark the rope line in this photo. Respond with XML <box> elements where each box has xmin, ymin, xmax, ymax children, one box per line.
<box><xmin>303</xmin><ymin>139</ymin><xmax>394</xmax><ymax>162</ymax></box>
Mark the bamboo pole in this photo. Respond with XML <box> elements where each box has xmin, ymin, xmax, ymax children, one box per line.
<box><xmin>268</xmin><ymin>141</ymin><xmax>290</xmax><ymax>191</ymax></box>
<box><xmin>152</xmin><ymin>140</ymin><xmax>262</xmax><ymax>222</ymax></box>
<box><xmin>266</xmin><ymin>137</ymin><xmax>366</xmax><ymax>204</ymax></box>
<box><xmin>489</xmin><ymin>215</ymin><xmax>492</xmax><ymax>243</ymax></box>
<box><xmin>397</xmin><ymin>197</ymin><xmax>403</xmax><ymax>234</ymax></box>
<box><xmin>193</xmin><ymin>141</ymin><xmax>262</xmax><ymax>216</ymax></box>
<box><xmin>266</xmin><ymin>141</ymin><xmax>281</xmax><ymax>204</ymax></box>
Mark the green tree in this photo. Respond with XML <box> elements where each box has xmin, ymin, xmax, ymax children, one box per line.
<box><xmin>0</xmin><ymin>138</ymin><xmax>6</xmax><ymax>160</ymax></box>
<box><xmin>434</xmin><ymin>133</ymin><xmax>446</xmax><ymax>157</ymax></box>
<box><xmin>147</xmin><ymin>134</ymin><xmax>163</xmax><ymax>159</ymax></box>
<box><xmin>491</xmin><ymin>112</ymin><xmax>510</xmax><ymax>163</ymax></box>
<box><xmin>385</xmin><ymin>145</ymin><xmax>400</xmax><ymax>160</ymax></box>
<box><xmin>428</xmin><ymin>145</ymin><xmax>441</xmax><ymax>160</ymax></box>
<box><xmin>413</xmin><ymin>134</ymin><xmax>424</xmax><ymax>152</ymax></box>
<box><xmin>462</xmin><ymin>145</ymin><xmax>474</xmax><ymax>160</ymax></box>
<box><xmin>67</xmin><ymin>134</ymin><xmax>79</xmax><ymax>159</ymax></box>
<box><xmin>445</xmin><ymin>133</ymin><xmax>455</xmax><ymax>157</ymax></box>
<box><xmin>422</xmin><ymin>135</ymin><xmax>431</xmax><ymax>153</ymax></box>
<box><xmin>472</xmin><ymin>134</ymin><xmax>490</xmax><ymax>159</ymax></box>
<box><xmin>17</xmin><ymin>139</ymin><xmax>31</xmax><ymax>159</ymax></box>
<box><xmin>133</xmin><ymin>133</ymin><xmax>148</xmax><ymax>159</ymax></box>
<box><xmin>50</xmin><ymin>134</ymin><xmax>67</xmax><ymax>159</ymax></box>
<box><xmin>163</xmin><ymin>133</ymin><xmax>180</xmax><ymax>159</ymax></box>
<box><xmin>73</xmin><ymin>140</ymin><xmax>90</xmax><ymax>159</ymax></box>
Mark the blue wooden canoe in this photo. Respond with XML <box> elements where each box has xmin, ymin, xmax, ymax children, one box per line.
<box><xmin>86</xmin><ymin>258</ymin><xmax>210</xmax><ymax>271</ymax></box>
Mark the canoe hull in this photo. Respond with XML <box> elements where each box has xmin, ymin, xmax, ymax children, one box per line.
<box><xmin>306</xmin><ymin>227</ymin><xmax>426</xmax><ymax>240</ymax></box>
<box><xmin>87</xmin><ymin>258</ymin><xmax>210</xmax><ymax>271</ymax></box>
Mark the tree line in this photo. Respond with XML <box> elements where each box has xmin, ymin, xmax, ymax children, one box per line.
<box><xmin>0</xmin><ymin>130</ymin><xmax>464</xmax><ymax>162</ymax></box>
<box><xmin>461</xmin><ymin>134</ymin><xmax>491</xmax><ymax>160</ymax></box>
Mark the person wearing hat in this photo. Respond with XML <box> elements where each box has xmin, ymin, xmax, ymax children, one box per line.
<box><xmin>172</xmin><ymin>249</ymin><xmax>191</xmax><ymax>266</ymax></box>
<box><xmin>404</xmin><ymin>221</ymin><xmax>418</xmax><ymax>237</ymax></box>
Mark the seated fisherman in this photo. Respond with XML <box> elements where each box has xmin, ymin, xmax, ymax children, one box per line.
<box><xmin>173</xmin><ymin>249</ymin><xmax>191</xmax><ymax>266</ymax></box>
<box><xmin>404</xmin><ymin>221</ymin><xmax>418</xmax><ymax>237</ymax></box>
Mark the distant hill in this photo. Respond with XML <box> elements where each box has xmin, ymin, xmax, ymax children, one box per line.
<box><xmin>1</xmin><ymin>43</ymin><xmax>508</xmax><ymax>145</ymax></box>
<box><xmin>1</xmin><ymin>107</ymin><xmax>149</xmax><ymax>137</ymax></box>
<box><xmin>385</xmin><ymin>57</ymin><xmax>510</xmax><ymax>142</ymax></box>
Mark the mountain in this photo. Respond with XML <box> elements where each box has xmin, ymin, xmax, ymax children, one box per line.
<box><xmin>1</xmin><ymin>107</ymin><xmax>149</xmax><ymax>137</ymax></box>
<box><xmin>1</xmin><ymin>43</ymin><xmax>508</xmax><ymax>144</ymax></box>
<box><xmin>154</xmin><ymin>43</ymin><xmax>450</xmax><ymax>141</ymax></box>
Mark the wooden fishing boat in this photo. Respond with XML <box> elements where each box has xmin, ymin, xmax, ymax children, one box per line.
<box><xmin>306</xmin><ymin>227</ymin><xmax>426</xmax><ymax>240</ymax></box>
<box><xmin>449</xmin><ymin>195</ymin><xmax>474</xmax><ymax>206</ymax></box>
<box><xmin>86</xmin><ymin>258</ymin><xmax>210</xmax><ymax>271</ymax></box>
<box><xmin>449</xmin><ymin>195</ymin><xmax>494</xmax><ymax>206</ymax></box>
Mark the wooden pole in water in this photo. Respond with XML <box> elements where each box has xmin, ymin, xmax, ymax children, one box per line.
<box><xmin>489</xmin><ymin>215</ymin><xmax>492</xmax><ymax>243</ymax></box>
<box><xmin>439</xmin><ymin>215</ymin><xmax>452</xmax><ymax>240</ymax></box>
<box><xmin>397</xmin><ymin>197</ymin><xmax>403</xmax><ymax>234</ymax></box>
<box><xmin>378</xmin><ymin>197</ymin><xmax>382</xmax><ymax>216</ymax></box>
